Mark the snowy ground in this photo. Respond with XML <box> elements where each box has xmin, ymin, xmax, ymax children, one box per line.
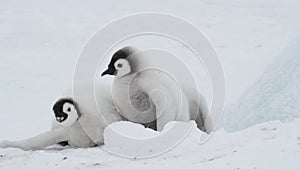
<box><xmin>1</xmin><ymin>119</ymin><xmax>299</xmax><ymax>169</ymax></box>
<box><xmin>1</xmin><ymin>0</ymin><xmax>300</xmax><ymax>168</ymax></box>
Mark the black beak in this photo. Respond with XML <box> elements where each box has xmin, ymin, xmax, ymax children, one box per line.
<box><xmin>101</xmin><ymin>67</ymin><xmax>115</xmax><ymax>76</ymax></box>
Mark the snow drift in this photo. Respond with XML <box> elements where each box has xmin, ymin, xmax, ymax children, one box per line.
<box><xmin>1</xmin><ymin>119</ymin><xmax>299</xmax><ymax>169</ymax></box>
<box><xmin>223</xmin><ymin>37</ymin><xmax>300</xmax><ymax>131</ymax></box>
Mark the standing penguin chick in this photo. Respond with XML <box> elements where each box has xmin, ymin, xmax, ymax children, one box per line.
<box><xmin>101</xmin><ymin>46</ymin><xmax>214</xmax><ymax>133</ymax></box>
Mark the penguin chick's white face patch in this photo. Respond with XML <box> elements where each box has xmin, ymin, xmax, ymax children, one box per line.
<box><xmin>52</xmin><ymin>98</ymin><xmax>79</xmax><ymax>127</ymax></box>
<box><xmin>114</xmin><ymin>58</ymin><xmax>131</xmax><ymax>77</ymax></box>
<box><xmin>62</xmin><ymin>102</ymin><xmax>78</xmax><ymax>125</ymax></box>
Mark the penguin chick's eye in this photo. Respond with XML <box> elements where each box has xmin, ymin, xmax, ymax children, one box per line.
<box><xmin>117</xmin><ymin>63</ymin><xmax>123</xmax><ymax>68</ymax></box>
<box><xmin>63</xmin><ymin>102</ymin><xmax>75</xmax><ymax>114</ymax></box>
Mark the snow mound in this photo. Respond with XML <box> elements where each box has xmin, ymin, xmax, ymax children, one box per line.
<box><xmin>104</xmin><ymin>121</ymin><xmax>160</xmax><ymax>139</ymax></box>
<box><xmin>223</xmin><ymin>38</ymin><xmax>300</xmax><ymax>131</ymax></box>
<box><xmin>1</xmin><ymin>119</ymin><xmax>299</xmax><ymax>169</ymax></box>
<box><xmin>103</xmin><ymin>121</ymin><xmax>208</xmax><ymax>158</ymax></box>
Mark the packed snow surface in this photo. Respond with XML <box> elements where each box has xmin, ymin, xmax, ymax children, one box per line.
<box><xmin>1</xmin><ymin>120</ymin><xmax>300</xmax><ymax>169</ymax></box>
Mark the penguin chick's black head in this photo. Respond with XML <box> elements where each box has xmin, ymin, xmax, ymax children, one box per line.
<box><xmin>101</xmin><ymin>46</ymin><xmax>135</xmax><ymax>76</ymax></box>
<box><xmin>52</xmin><ymin>98</ymin><xmax>80</xmax><ymax>123</ymax></box>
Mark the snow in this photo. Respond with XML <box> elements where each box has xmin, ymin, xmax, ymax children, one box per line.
<box><xmin>1</xmin><ymin>0</ymin><xmax>300</xmax><ymax>168</ymax></box>
<box><xmin>1</xmin><ymin>119</ymin><xmax>300</xmax><ymax>169</ymax></box>
<box><xmin>103</xmin><ymin>121</ymin><xmax>207</xmax><ymax>158</ymax></box>
<box><xmin>223</xmin><ymin>37</ymin><xmax>300</xmax><ymax>131</ymax></box>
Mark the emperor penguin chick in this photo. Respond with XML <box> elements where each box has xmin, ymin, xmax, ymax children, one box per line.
<box><xmin>101</xmin><ymin>46</ymin><xmax>214</xmax><ymax>133</ymax></box>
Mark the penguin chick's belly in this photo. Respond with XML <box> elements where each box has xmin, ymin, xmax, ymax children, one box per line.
<box><xmin>116</xmin><ymin>90</ymin><xmax>156</xmax><ymax>124</ymax></box>
<box><xmin>130</xmin><ymin>91</ymin><xmax>157</xmax><ymax>130</ymax></box>
<box><xmin>130</xmin><ymin>90</ymin><xmax>151</xmax><ymax>112</ymax></box>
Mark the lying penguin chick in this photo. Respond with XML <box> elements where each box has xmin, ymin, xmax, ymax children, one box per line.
<box><xmin>0</xmin><ymin>79</ymin><xmax>125</xmax><ymax>151</ymax></box>
<box><xmin>0</xmin><ymin>98</ymin><xmax>95</xmax><ymax>150</ymax></box>
<box><xmin>101</xmin><ymin>46</ymin><xmax>214</xmax><ymax>132</ymax></box>
<box><xmin>51</xmin><ymin>98</ymin><xmax>81</xmax><ymax>147</ymax></box>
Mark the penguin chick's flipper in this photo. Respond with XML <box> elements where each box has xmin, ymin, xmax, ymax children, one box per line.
<box><xmin>0</xmin><ymin>127</ymin><xmax>69</xmax><ymax>150</ymax></box>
